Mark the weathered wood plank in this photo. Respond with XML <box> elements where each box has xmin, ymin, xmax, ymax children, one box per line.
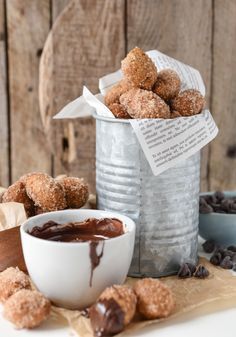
<box><xmin>6</xmin><ymin>0</ymin><xmax>51</xmax><ymax>182</ymax></box>
<box><xmin>39</xmin><ymin>0</ymin><xmax>125</xmax><ymax>192</ymax></box>
<box><xmin>127</xmin><ymin>0</ymin><xmax>212</xmax><ymax>191</ymax></box>
<box><xmin>209</xmin><ymin>0</ymin><xmax>236</xmax><ymax>190</ymax></box>
<box><xmin>0</xmin><ymin>0</ymin><xmax>9</xmax><ymax>187</ymax></box>
<box><xmin>52</xmin><ymin>0</ymin><xmax>69</xmax><ymax>20</ymax></box>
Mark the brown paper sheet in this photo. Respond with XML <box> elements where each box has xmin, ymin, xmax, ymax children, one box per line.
<box><xmin>1</xmin><ymin>199</ymin><xmax>236</xmax><ymax>336</ymax></box>
<box><xmin>52</xmin><ymin>258</ymin><xmax>236</xmax><ymax>337</ymax></box>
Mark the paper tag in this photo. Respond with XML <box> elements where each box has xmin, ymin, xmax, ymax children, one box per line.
<box><xmin>130</xmin><ymin>110</ymin><xmax>218</xmax><ymax>175</ymax></box>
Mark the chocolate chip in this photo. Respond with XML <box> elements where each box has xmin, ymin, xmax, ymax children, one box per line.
<box><xmin>202</xmin><ymin>240</ymin><xmax>216</xmax><ymax>253</ymax></box>
<box><xmin>220</xmin><ymin>256</ymin><xmax>233</xmax><ymax>269</ymax></box>
<box><xmin>222</xmin><ymin>250</ymin><xmax>234</xmax><ymax>259</ymax></box>
<box><xmin>199</xmin><ymin>192</ymin><xmax>236</xmax><ymax>214</ymax></box>
<box><xmin>210</xmin><ymin>252</ymin><xmax>222</xmax><ymax>266</ymax></box>
<box><xmin>214</xmin><ymin>191</ymin><xmax>225</xmax><ymax>201</ymax></box>
<box><xmin>211</xmin><ymin>203</ymin><xmax>222</xmax><ymax>212</ymax></box>
<box><xmin>205</xmin><ymin>195</ymin><xmax>217</xmax><ymax>204</ymax></box>
<box><xmin>214</xmin><ymin>247</ymin><xmax>225</xmax><ymax>255</ymax></box>
<box><xmin>177</xmin><ymin>263</ymin><xmax>192</xmax><ymax>278</ymax></box>
<box><xmin>221</xmin><ymin>199</ymin><xmax>235</xmax><ymax>212</ymax></box>
<box><xmin>227</xmin><ymin>246</ymin><xmax>236</xmax><ymax>253</ymax></box>
<box><xmin>199</xmin><ymin>197</ymin><xmax>213</xmax><ymax>214</ymax></box>
<box><xmin>186</xmin><ymin>263</ymin><xmax>196</xmax><ymax>274</ymax></box>
<box><xmin>194</xmin><ymin>265</ymin><xmax>209</xmax><ymax>279</ymax></box>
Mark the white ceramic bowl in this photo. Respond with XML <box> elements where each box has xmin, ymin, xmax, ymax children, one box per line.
<box><xmin>20</xmin><ymin>209</ymin><xmax>135</xmax><ymax>309</ymax></box>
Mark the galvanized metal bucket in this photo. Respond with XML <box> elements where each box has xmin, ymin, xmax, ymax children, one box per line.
<box><xmin>94</xmin><ymin>113</ymin><xmax>200</xmax><ymax>277</ymax></box>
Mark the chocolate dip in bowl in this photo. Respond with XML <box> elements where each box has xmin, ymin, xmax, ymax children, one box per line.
<box><xmin>20</xmin><ymin>209</ymin><xmax>135</xmax><ymax>309</ymax></box>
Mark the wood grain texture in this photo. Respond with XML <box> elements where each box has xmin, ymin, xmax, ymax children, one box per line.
<box><xmin>6</xmin><ymin>0</ymin><xmax>51</xmax><ymax>182</ymax></box>
<box><xmin>52</xmin><ymin>0</ymin><xmax>70</xmax><ymax>19</ymax></box>
<box><xmin>127</xmin><ymin>0</ymin><xmax>213</xmax><ymax>191</ymax></box>
<box><xmin>39</xmin><ymin>0</ymin><xmax>125</xmax><ymax>192</ymax></box>
<box><xmin>209</xmin><ymin>0</ymin><xmax>236</xmax><ymax>190</ymax></box>
<box><xmin>0</xmin><ymin>0</ymin><xmax>9</xmax><ymax>187</ymax></box>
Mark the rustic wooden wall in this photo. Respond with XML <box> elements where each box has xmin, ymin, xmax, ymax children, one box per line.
<box><xmin>0</xmin><ymin>0</ymin><xmax>236</xmax><ymax>192</ymax></box>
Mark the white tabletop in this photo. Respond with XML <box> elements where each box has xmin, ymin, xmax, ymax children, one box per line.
<box><xmin>1</xmin><ymin>304</ymin><xmax>235</xmax><ymax>337</ymax></box>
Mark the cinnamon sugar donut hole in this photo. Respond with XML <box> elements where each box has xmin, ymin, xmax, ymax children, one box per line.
<box><xmin>171</xmin><ymin>89</ymin><xmax>205</xmax><ymax>116</ymax></box>
<box><xmin>121</xmin><ymin>47</ymin><xmax>158</xmax><ymax>90</ymax></box>
<box><xmin>25</xmin><ymin>172</ymin><xmax>66</xmax><ymax>212</ymax></box>
<box><xmin>153</xmin><ymin>69</ymin><xmax>181</xmax><ymax>101</ymax></box>
<box><xmin>3</xmin><ymin>289</ymin><xmax>51</xmax><ymax>329</ymax></box>
<box><xmin>134</xmin><ymin>278</ymin><xmax>175</xmax><ymax>319</ymax></box>
<box><xmin>104</xmin><ymin>79</ymin><xmax>132</xmax><ymax>106</ymax></box>
<box><xmin>2</xmin><ymin>181</ymin><xmax>35</xmax><ymax>217</ymax></box>
<box><xmin>120</xmin><ymin>88</ymin><xmax>170</xmax><ymax>119</ymax></box>
<box><xmin>57</xmin><ymin>176</ymin><xmax>89</xmax><ymax>209</ymax></box>
<box><xmin>108</xmin><ymin>103</ymin><xmax>130</xmax><ymax>119</ymax></box>
<box><xmin>0</xmin><ymin>267</ymin><xmax>31</xmax><ymax>303</ymax></box>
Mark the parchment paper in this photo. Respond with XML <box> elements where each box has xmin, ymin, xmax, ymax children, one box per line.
<box><xmin>52</xmin><ymin>258</ymin><xmax>236</xmax><ymax>337</ymax></box>
<box><xmin>54</xmin><ymin>49</ymin><xmax>218</xmax><ymax>176</ymax></box>
<box><xmin>0</xmin><ymin>202</ymin><xmax>27</xmax><ymax>230</ymax></box>
<box><xmin>1</xmin><ymin>201</ymin><xmax>236</xmax><ymax>337</ymax></box>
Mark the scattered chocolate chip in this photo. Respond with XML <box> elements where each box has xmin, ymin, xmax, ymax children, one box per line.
<box><xmin>222</xmin><ymin>250</ymin><xmax>234</xmax><ymax>258</ymax></box>
<box><xmin>214</xmin><ymin>247</ymin><xmax>225</xmax><ymax>255</ymax></box>
<box><xmin>202</xmin><ymin>240</ymin><xmax>216</xmax><ymax>253</ymax></box>
<box><xmin>186</xmin><ymin>263</ymin><xmax>196</xmax><ymax>274</ymax></box>
<box><xmin>210</xmin><ymin>252</ymin><xmax>222</xmax><ymax>266</ymax></box>
<box><xmin>177</xmin><ymin>263</ymin><xmax>192</xmax><ymax>278</ymax></box>
<box><xmin>220</xmin><ymin>256</ymin><xmax>233</xmax><ymax>269</ymax></box>
<box><xmin>194</xmin><ymin>265</ymin><xmax>209</xmax><ymax>279</ymax></box>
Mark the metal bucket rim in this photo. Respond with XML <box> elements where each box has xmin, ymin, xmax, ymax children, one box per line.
<box><xmin>92</xmin><ymin>111</ymin><xmax>130</xmax><ymax>124</ymax></box>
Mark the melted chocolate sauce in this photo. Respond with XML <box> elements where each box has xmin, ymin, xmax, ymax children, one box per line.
<box><xmin>90</xmin><ymin>298</ymin><xmax>125</xmax><ymax>337</ymax></box>
<box><xmin>81</xmin><ymin>307</ymin><xmax>90</xmax><ymax>318</ymax></box>
<box><xmin>90</xmin><ymin>241</ymin><xmax>105</xmax><ymax>287</ymax></box>
<box><xmin>28</xmin><ymin>218</ymin><xmax>124</xmax><ymax>242</ymax></box>
<box><xmin>28</xmin><ymin>218</ymin><xmax>124</xmax><ymax>287</ymax></box>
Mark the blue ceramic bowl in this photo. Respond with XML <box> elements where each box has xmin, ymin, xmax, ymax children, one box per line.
<box><xmin>199</xmin><ymin>191</ymin><xmax>236</xmax><ymax>246</ymax></box>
